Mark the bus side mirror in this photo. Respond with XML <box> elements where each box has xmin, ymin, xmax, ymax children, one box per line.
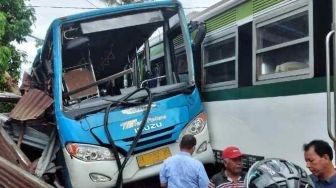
<box><xmin>189</xmin><ymin>21</ymin><xmax>206</xmax><ymax>48</ymax></box>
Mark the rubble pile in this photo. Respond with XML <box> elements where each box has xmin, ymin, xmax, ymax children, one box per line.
<box><xmin>0</xmin><ymin>90</ymin><xmax>61</xmax><ymax>188</ymax></box>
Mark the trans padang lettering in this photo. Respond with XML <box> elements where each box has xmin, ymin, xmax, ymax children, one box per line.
<box><xmin>121</xmin><ymin>115</ymin><xmax>167</xmax><ymax>130</ymax></box>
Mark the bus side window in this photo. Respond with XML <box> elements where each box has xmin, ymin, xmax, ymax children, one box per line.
<box><xmin>32</xmin><ymin>56</ymin><xmax>52</xmax><ymax>85</ymax></box>
<box><xmin>253</xmin><ymin>1</ymin><xmax>313</xmax><ymax>84</ymax></box>
<box><xmin>170</xmin><ymin>32</ymin><xmax>187</xmax><ymax>83</ymax></box>
<box><xmin>35</xmin><ymin>32</ymin><xmax>54</xmax><ymax>93</ymax></box>
<box><xmin>149</xmin><ymin>42</ymin><xmax>167</xmax><ymax>87</ymax></box>
<box><xmin>173</xmin><ymin>49</ymin><xmax>188</xmax><ymax>83</ymax></box>
<box><xmin>202</xmin><ymin>27</ymin><xmax>238</xmax><ymax>91</ymax></box>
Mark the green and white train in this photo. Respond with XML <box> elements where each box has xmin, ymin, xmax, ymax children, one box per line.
<box><xmin>147</xmin><ymin>0</ymin><xmax>336</xmax><ymax>169</ymax></box>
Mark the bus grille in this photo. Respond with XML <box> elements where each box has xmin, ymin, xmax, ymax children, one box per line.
<box><xmin>121</xmin><ymin>126</ymin><xmax>175</xmax><ymax>152</ymax></box>
<box><xmin>122</xmin><ymin>126</ymin><xmax>174</xmax><ymax>142</ymax></box>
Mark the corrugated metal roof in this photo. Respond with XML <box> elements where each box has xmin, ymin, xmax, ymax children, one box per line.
<box><xmin>0</xmin><ymin>127</ymin><xmax>29</xmax><ymax>169</ymax></box>
<box><xmin>0</xmin><ymin>156</ymin><xmax>52</xmax><ymax>188</ymax></box>
<box><xmin>0</xmin><ymin>122</ymin><xmax>30</xmax><ymax>169</ymax></box>
<box><xmin>9</xmin><ymin>89</ymin><xmax>53</xmax><ymax>121</ymax></box>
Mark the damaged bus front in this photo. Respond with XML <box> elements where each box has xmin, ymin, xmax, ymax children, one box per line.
<box><xmin>35</xmin><ymin>1</ymin><xmax>214</xmax><ymax>187</ymax></box>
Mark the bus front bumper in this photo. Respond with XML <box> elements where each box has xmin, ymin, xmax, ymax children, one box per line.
<box><xmin>63</xmin><ymin>130</ymin><xmax>214</xmax><ymax>188</ymax></box>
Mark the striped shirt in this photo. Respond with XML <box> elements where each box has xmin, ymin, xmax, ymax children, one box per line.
<box><xmin>208</xmin><ymin>170</ymin><xmax>244</xmax><ymax>188</ymax></box>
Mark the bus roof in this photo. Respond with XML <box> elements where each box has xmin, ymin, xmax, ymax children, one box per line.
<box><xmin>37</xmin><ymin>0</ymin><xmax>182</xmax><ymax>63</ymax></box>
<box><xmin>54</xmin><ymin>0</ymin><xmax>181</xmax><ymax>24</ymax></box>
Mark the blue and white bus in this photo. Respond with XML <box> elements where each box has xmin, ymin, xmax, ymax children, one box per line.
<box><xmin>31</xmin><ymin>1</ymin><xmax>214</xmax><ymax>187</ymax></box>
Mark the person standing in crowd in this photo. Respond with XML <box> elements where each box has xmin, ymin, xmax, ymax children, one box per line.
<box><xmin>304</xmin><ymin>140</ymin><xmax>336</xmax><ymax>188</ymax></box>
<box><xmin>209</xmin><ymin>146</ymin><xmax>245</xmax><ymax>188</ymax></box>
<box><xmin>159</xmin><ymin>134</ymin><xmax>209</xmax><ymax>188</ymax></box>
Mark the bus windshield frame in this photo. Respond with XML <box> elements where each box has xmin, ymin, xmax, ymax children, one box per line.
<box><xmin>57</xmin><ymin>5</ymin><xmax>195</xmax><ymax>113</ymax></box>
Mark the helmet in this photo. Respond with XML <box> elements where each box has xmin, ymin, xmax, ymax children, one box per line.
<box><xmin>245</xmin><ymin>158</ymin><xmax>315</xmax><ymax>188</ymax></box>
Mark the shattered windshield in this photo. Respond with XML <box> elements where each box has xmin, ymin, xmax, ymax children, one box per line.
<box><xmin>60</xmin><ymin>7</ymin><xmax>191</xmax><ymax>111</ymax></box>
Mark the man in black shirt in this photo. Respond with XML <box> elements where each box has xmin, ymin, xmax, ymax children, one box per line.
<box><xmin>209</xmin><ymin>146</ymin><xmax>245</xmax><ymax>188</ymax></box>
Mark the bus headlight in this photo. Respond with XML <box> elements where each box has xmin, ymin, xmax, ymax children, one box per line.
<box><xmin>66</xmin><ymin>143</ymin><xmax>117</xmax><ymax>162</ymax></box>
<box><xmin>182</xmin><ymin>112</ymin><xmax>207</xmax><ymax>136</ymax></box>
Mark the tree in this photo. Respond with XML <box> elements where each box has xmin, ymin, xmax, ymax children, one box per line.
<box><xmin>0</xmin><ymin>0</ymin><xmax>35</xmax><ymax>112</ymax></box>
<box><xmin>0</xmin><ymin>0</ymin><xmax>35</xmax><ymax>88</ymax></box>
<box><xmin>100</xmin><ymin>0</ymin><xmax>152</xmax><ymax>6</ymax></box>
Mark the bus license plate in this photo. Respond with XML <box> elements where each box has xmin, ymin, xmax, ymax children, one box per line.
<box><xmin>136</xmin><ymin>147</ymin><xmax>171</xmax><ymax>168</ymax></box>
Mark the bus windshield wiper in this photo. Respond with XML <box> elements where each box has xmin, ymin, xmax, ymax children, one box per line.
<box><xmin>72</xmin><ymin>83</ymin><xmax>192</xmax><ymax>119</ymax></box>
<box><xmin>151</xmin><ymin>84</ymin><xmax>195</xmax><ymax>97</ymax></box>
<box><xmin>73</xmin><ymin>94</ymin><xmax>147</xmax><ymax>120</ymax></box>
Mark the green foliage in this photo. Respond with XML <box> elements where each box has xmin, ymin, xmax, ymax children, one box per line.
<box><xmin>0</xmin><ymin>0</ymin><xmax>36</xmax><ymax>43</ymax></box>
<box><xmin>0</xmin><ymin>0</ymin><xmax>35</xmax><ymax>112</ymax></box>
<box><xmin>0</xmin><ymin>47</ymin><xmax>11</xmax><ymax>77</ymax></box>
<box><xmin>0</xmin><ymin>0</ymin><xmax>35</xmax><ymax>90</ymax></box>
<box><xmin>0</xmin><ymin>12</ymin><xmax>10</xmax><ymax>83</ymax></box>
<box><xmin>0</xmin><ymin>12</ymin><xmax>6</xmax><ymax>37</ymax></box>
<box><xmin>0</xmin><ymin>102</ymin><xmax>14</xmax><ymax>113</ymax></box>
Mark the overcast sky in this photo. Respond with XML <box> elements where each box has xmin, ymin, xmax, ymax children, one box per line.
<box><xmin>17</xmin><ymin>0</ymin><xmax>221</xmax><ymax>81</ymax></box>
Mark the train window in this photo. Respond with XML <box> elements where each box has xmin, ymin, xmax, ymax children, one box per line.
<box><xmin>202</xmin><ymin>27</ymin><xmax>238</xmax><ymax>90</ymax></box>
<box><xmin>253</xmin><ymin>1</ymin><xmax>313</xmax><ymax>84</ymax></box>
